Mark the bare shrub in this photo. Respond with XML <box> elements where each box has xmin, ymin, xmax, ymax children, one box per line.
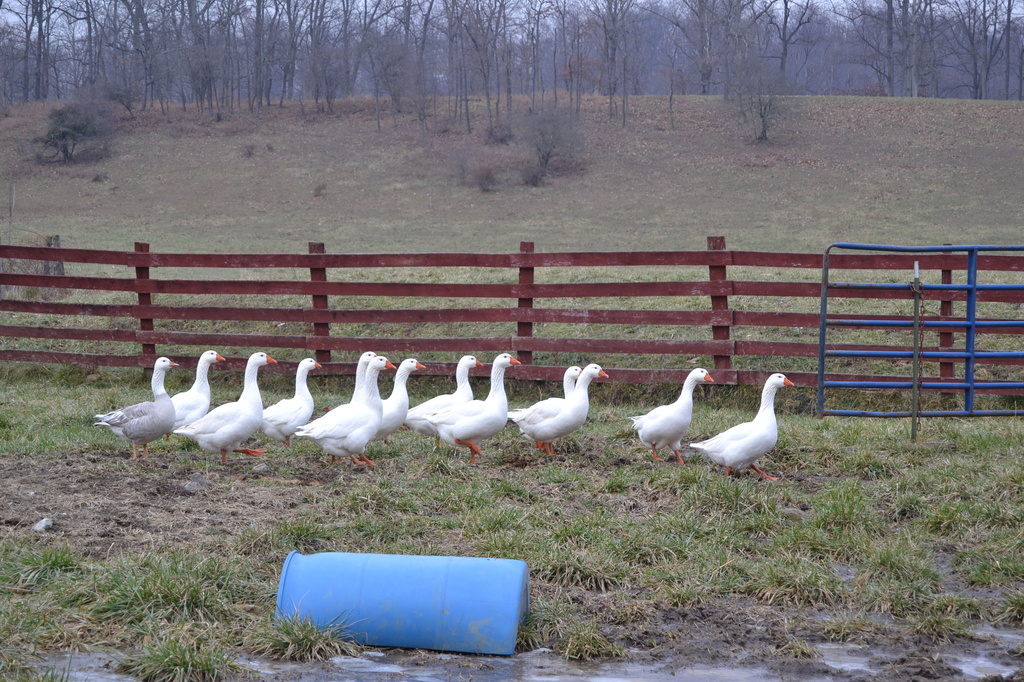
<box><xmin>472</xmin><ymin>165</ymin><xmax>499</xmax><ymax>192</ymax></box>
<box><xmin>735</xmin><ymin>59</ymin><xmax>791</xmax><ymax>143</ymax></box>
<box><xmin>242</xmin><ymin>144</ymin><xmax>256</xmax><ymax>158</ymax></box>
<box><xmin>433</xmin><ymin>117</ymin><xmax>459</xmax><ymax>136</ymax></box>
<box><xmin>520</xmin><ymin>163</ymin><xmax>544</xmax><ymax>187</ymax></box>
<box><xmin>515</xmin><ymin>105</ymin><xmax>584</xmax><ymax>179</ymax></box>
<box><xmin>312</xmin><ymin>183</ymin><xmax>328</xmax><ymax>198</ymax></box>
<box><xmin>487</xmin><ymin>121</ymin><xmax>514</xmax><ymax>145</ymax></box>
<box><xmin>453</xmin><ymin>145</ymin><xmax>512</xmax><ymax>191</ymax></box>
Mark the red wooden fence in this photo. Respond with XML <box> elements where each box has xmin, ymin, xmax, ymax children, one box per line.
<box><xmin>2</xmin><ymin>238</ymin><xmax>1023</xmax><ymax>388</ymax></box>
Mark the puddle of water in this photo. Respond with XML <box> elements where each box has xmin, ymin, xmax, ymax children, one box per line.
<box><xmin>816</xmin><ymin>642</ymin><xmax>883</xmax><ymax>674</ymax></box>
<box><xmin>38</xmin><ymin>653</ymin><xmax>133</xmax><ymax>682</ymax></box>
<box><xmin>974</xmin><ymin>624</ymin><xmax>1024</xmax><ymax>648</ymax></box>
<box><xmin>949</xmin><ymin>655</ymin><xmax>1018</xmax><ymax>680</ymax></box>
<box><xmin>37</xmin><ymin>624</ymin><xmax>1024</xmax><ymax>681</ymax></box>
<box><xmin>940</xmin><ymin>626</ymin><xmax>1023</xmax><ymax>680</ymax></box>
<box><xmin>814</xmin><ymin>626</ymin><xmax>1024</xmax><ymax>681</ymax></box>
<box><xmin>43</xmin><ymin>649</ymin><xmax>778</xmax><ymax>682</ymax></box>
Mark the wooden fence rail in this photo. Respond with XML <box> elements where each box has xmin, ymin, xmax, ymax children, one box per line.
<box><xmin>2</xmin><ymin>238</ymin><xmax>1023</xmax><ymax>390</ymax></box>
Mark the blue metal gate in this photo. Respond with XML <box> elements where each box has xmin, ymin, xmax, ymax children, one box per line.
<box><xmin>816</xmin><ymin>243</ymin><xmax>1024</xmax><ymax>421</ymax></box>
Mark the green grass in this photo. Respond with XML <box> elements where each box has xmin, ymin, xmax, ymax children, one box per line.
<box><xmin>116</xmin><ymin>626</ymin><xmax>240</xmax><ymax>682</ymax></box>
<box><xmin>246</xmin><ymin>615</ymin><xmax>361</xmax><ymax>662</ymax></box>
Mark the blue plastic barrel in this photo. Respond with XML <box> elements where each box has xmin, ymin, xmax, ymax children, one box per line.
<box><xmin>275</xmin><ymin>551</ymin><xmax>530</xmax><ymax>655</ymax></box>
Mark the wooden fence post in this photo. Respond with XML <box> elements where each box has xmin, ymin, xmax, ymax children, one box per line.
<box><xmin>939</xmin><ymin>247</ymin><xmax>954</xmax><ymax>379</ymax></box>
<box><xmin>309</xmin><ymin>242</ymin><xmax>331</xmax><ymax>364</ymax></box>
<box><xmin>135</xmin><ymin>242</ymin><xmax>156</xmax><ymax>359</ymax></box>
<box><xmin>707</xmin><ymin>236</ymin><xmax>731</xmax><ymax>371</ymax></box>
<box><xmin>518</xmin><ymin>241</ymin><xmax>534</xmax><ymax>365</ymax></box>
<box><xmin>43</xmin><ymin>235</ymin><xmax>65</xmax><ymax>276</ymax></box>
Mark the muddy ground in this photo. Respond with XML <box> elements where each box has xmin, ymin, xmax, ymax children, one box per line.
<box><xmin>3</xmin><ymin>449</ymin><xmax>1023</xmax><ymax>681</ymax></box>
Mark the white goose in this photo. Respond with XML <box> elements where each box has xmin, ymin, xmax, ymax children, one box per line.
<box><xmin>507</xmin><ymin>365</ymin><xmax>582</xmax><ymax>453</ymax></box>
<box><xmin>261</xmin><ymin>358</ymin><xmax>322</xmax><ymax>446</ymax></box>
<box><xmin>510</xmin><ymin>363</ymin><xmax>606</xmax><ymax>457</ymax></box>
<box><xmin>295</xmin><ymin>354</ymin><xmax>395</xmax><ymax>466</ymax></box>
<box><xmin>374</xmin><ymin>358</ymin><xmax>426</xmax><ymax>443</ymax></box>
<box><xmin>630</xmin><ymin>367</ymin><xmax>714</xmax><ymax>465</ymax></box>
<box><xmin>174</xmin><ymin>352</ymin><xmax>277</xmax><ymax>464</ymax></box>
<box><xmin>94</xmin><ymin>356</ymin><xmax>179</xmax><ymax>460</ymax></box>
<box><xmin>689</xmin><ymin>373</ymin><xmax>794</xmax><ymax>480</ymax></box>
<box><xmin>425</xmin><ymin>353</ymin><xmax>521</xmax><ymax>464</ymax></box>
<box><xmin>170</xmin><ymin>349</ymin><xmax>226</xmax><ymax>431</ymax></box>
<box><xmin>405</xmin><ymin>355</ymin><xmax>482</xmax><ymax>436</ymax></box>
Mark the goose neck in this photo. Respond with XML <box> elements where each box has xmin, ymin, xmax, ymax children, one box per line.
<box><xmin>239</xmin><ymin>360</ymin><xmax>263</xmax><ymax>400</ymax></box>
<box><xmin>485</xmin><ymin>364</ymin><xmax>508</xmax><ymax>400</ymax></box>
<box><xmin>295</xmin><ymin>369</ymin><xmax>312</xmax><ymax>399</ymax></box>
<box><xmin>757</xmin><ymin>385</ymin><xmax>780</xmax><ymax>415</ymax></box>
<box><xmin>362</xmin><ymin>368</ymin><xmax>384</xmax><ymax>406</ymax></box>
<box><xmin>352</xmin><ymin>367</ymin><xmax>374</xmax><ymax>403</ymax></box>
<box><xmin>678</xmin><ymin>376</ymin><xmax>701</xmax><ymax>401</ymax></box>
<box><xmin>191</xmin><ymin>360</ymin><xmax>211</xmax><ymax>390</ymax></box>
<box><xmin>151</xmin><ymin>367</ymin><xmax>169</xmax><ymax>396</ymax></box>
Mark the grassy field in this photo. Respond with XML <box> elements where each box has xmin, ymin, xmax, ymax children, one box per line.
<box><xmin>1</xmin><ymin>96</ymin><xmax>1023</xmax><ymax>255</ymax></box>
<box><xmin>2</xmin><ymin>95</ymin><xmax>1024</xmax><ymax>681</ymax></box>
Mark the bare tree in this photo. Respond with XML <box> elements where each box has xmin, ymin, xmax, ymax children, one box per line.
<box><xmin>590</xmin><ymin>0</ymin><xmax>635</xmax><ymax>123</ymax></box>
<box><xmin>944</xmin><ymin>0</ymin><xmax>1011</xmax><ymax>98</ymax></box>
<box><xmin>460</xmin><ymin>0</ymin><xmax>510</xmax><ymax>138</ymax></box>
<box><xmin>767</xmin><ymin>0</ymin><xmax>816</xmax><ymax>75</ymax></box>
<box><xmin>734</xmin><ymin>51</ymin><xmax>788</xmax><ymax>141</ymax></box>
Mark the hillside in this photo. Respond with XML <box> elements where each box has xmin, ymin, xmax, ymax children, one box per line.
<box><xmin>1</xmin><ymin>96</ymin><xmax>1022</xmax><ymax>255</ymax></box>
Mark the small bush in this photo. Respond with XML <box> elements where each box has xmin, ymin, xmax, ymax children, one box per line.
<box><xmin>516</xmin><ymin>105</ymin><xmax>584</xmax><ymax>177</ymax></box>
<box><xmin>487</xmin><ymin>121</ymin><xmax>514</xmax><ymax>145</ymax></box>
<box><xmin>36</xmin><ymin>99</ymin><xmax>114</xmax><ymax>163</ymax></box>
<box><xmin>520</xmin><ymin>163</ymin><xmax>544</xmax><ymax>187</ymax></box>
<box><xmin>312</xmin><ymin>183</ymin><xmax>328</xmax><ymax>198</ymax></box>
<box><xmin>472</xmin><ymin>165</ymin><xmax>498</xmax><ymax>192</ymax></box>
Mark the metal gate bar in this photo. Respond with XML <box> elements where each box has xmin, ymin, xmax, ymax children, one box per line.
<box><xmin>816</xmin><ymin>242</ymin><xmax>1024</xmax><ymax>419</ymax></box>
